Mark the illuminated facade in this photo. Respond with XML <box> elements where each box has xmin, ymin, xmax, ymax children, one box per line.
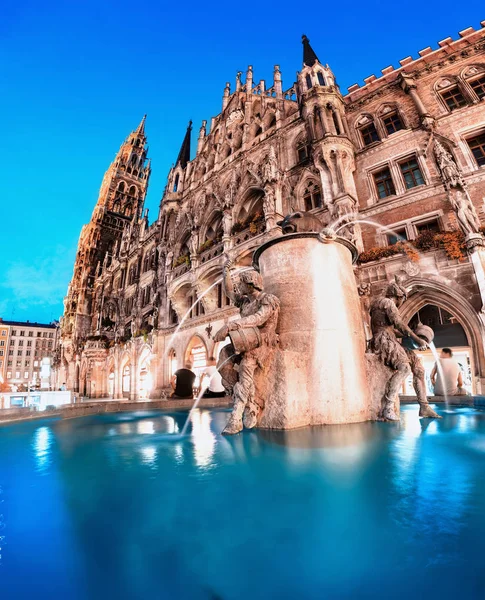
<box><xmin>59</xmin><ymin>25</ymin><xmax>485</xmax><ymax>398</ymax></box>
<box><xmin>1</xmin><ymin>320</ymin><xmax>58</xmax><ymax>391</ymax></box>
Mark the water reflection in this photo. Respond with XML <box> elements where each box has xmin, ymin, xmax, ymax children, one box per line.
<box><xmin>139</xmin><ymin>446</ymin><xmax>157</xmax><ymax>466</ymax></box>
<box><xmin>259</xmin><ymin>421</ymin><xmax>399</xmax><ymax>472</ymax></box>
<box><xmin>32</xmin><ymin>426</ymin><xmax>52</xmax><ymax>473</ymax></box>
<box><xmin>190</xmin><ymin>409</ymin><xmax>216</xmax><ymax>468</ymax></box>
<box><xmin>390</xmin><ymin>408</ymin><xmax>475</xmax><ymax>541</ymax></box>
<box><xmin>137</xmin><ymin>420</ymin><xmax>155</xmax><ymax>435</ymax></box>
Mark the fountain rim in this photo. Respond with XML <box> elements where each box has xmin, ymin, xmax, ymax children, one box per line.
<box><xmin>252</xmin><ymin>232</ymin><xmax>358</xmax><ymax>270</ymax></box>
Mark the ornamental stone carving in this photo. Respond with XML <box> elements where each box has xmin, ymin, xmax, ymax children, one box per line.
<box><xmin>369</xmin><ymin>277</ymin><xmax>440</xmax><ymax>421</ymax></box>
<box><xmin>214</xmin><ymin>264</ymin><xmax>280</xmax><ymax>435</ymax></box>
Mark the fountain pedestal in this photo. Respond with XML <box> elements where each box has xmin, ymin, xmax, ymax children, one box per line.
<box><xmin>253</xmin><ymin>233</ymin><xmax>372</xmax><ymax>429</ymax></box>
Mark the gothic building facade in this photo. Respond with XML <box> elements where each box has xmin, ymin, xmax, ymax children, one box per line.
<box><xmin>58</xmin><ymin>25</ymin><xmax>485</xmax><ymax>399</ymax></box>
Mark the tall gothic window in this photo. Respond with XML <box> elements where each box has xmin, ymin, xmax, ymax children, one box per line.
<box><xmin>302</xmin><ymin>182</ymin><xmax>322</xmax><ymax>211</ymax></box>
<box><xmin>317</xmin><ymin>72</ymin><xmax>326</xmax><ymax>86</ymax></box>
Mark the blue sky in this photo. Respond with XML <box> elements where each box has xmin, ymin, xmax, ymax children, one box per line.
<box><xmin>1</xmin><ymin>0</ymin><xmax>484</xmax><ymax>323</ymax></box>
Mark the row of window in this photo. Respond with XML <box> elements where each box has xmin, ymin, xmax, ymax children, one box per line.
<box><xmin>385</xmin><ymin>217</ymin><xmax>441</xmax><ymax>246</ymax></box>
<box><xmin>358</xmin><ymin>111</ymin><xmax>405</xmax><ymax>148</ymax></box>
<box><xmin>10</xmin><ymin>330</ymin><xmax>54</xmax><ymax>338</ymax></box>
<box><xmin>372</xmin><ymin>156</ymin><xmax>425</xmax><ymax>200</ymax></box>
<box><xmin>10</xmin><ymin>349</ymin><xmax>41</xmax><ymax>356</ymax></box>
<box><xmin>439</xmin><ymin>74</ymin><xmax>485</xmax><ymax>111</ymax></box>
<box><xmin>7</xmin><ymin>360</ymin><xmax>41</xmax><ymax>369</ymax></box>
<box><xmin>9</xmin><ymin>339</ymin><xmax>52</xmax><ymax>347</ymax></box>
<box><xmin>6</xmin><ymin>371</ymin><xmax>39</xmax><ymax>380</ymax></box>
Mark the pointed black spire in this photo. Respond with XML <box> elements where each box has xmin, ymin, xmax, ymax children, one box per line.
<box><xmin>302</xmin><ymin>34</ymin><xmax>319</xmax><ymax>67</ymax></box>
<box><xmin>176</xmin><ymin>120</ymin><xmax>192</xmax><ymax>168</ymax></box>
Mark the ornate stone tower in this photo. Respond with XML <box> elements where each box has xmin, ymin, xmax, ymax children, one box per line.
<box><xmin>60</xmin><ymin>117</ymin><xmax>151</xmax><ymax>385</ymax></box>
<box><xmin>297</xmin><ymin>35</ymin><xmax>362</xmax><ymax>250</ymax></box>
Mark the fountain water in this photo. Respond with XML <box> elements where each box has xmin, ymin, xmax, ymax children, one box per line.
<box><xmin>429</xmin><ymin>341</ymin><xmax>450</xmax><ymax>411</ymax></box>
<box><xmin>179</xmin><ymin>352</ymin><xmax>236</xmax><ymax>437</ymax></box>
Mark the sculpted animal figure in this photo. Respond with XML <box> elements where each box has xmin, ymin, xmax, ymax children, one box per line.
<box><xmin>276</xmin><ymin>211</ymin><xmax>324</xmax><ymax>234</ymax></box>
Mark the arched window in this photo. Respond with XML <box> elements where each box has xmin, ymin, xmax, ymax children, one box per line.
<box><xmin>331</xmin><ymin>110</ymin><xmax>341</xmax><ymax>135</ymax></box>
<box><xmin>173</xmin><ymin>173</ymin><xmax>179</xmax><ymax>192</ymax></box>
<box><xmin>317</xmin><ymin>72</ymin><xmax>326</xmax><ymax>86</ymax></box>
<box><xmin>128</xmin><ymin>265</ymin><xmax>137</xmax><ymax>285</ymax></box>
<box><xmin>302</xmin><ymin>181</ymin><xmax>322</xmax><ymax>211</ymax></box>
<box><xmin>251</xmin><ymin>123</ymin><xmax>262</xmax><ymax>138</ymax></box>
<box><xmin>462</xmin><ymin>65</ymin><xmax>485</xmax><ymax>101</ymax></box>
<box><xmin>380</xmin><ymin>108</ymin><xmax>404</xmax><ymax>135</ymax></box>
<box><xmin>118</xmin><ymin>182</ymin><xmax>125</xmax><ymax>193</ymax></box>
<box><xmin>205</xmin><ymin>213</ymin><xmax>223</xmax><ymax>243</ymax></box>
<box><xmin>265</xmin><ymin>112</ymin><xmax>276</xmax><ymax>130</ymax></box>
<box><xmin>296</xmin><ymin>138</ymin><xmax>309</xmax><ymax>163</ymax></box>
<box><xmin>128</xmin><ymin>185</ymin><xmax>137</xmax><ymax>198</ymax></box>
<box><xmin>150</xmin><ymin>248</ymin><xmax>157</xmax><ymax>268</ymax></box>
<box><xmin>306</xmin><ymin>74</ymin><xmax>313</xmax><ymax>90</ymax></box>
<box><xmin>143</xmin><ymin>253</ymin><xmax>150</xmax><ymax>273</ymax></box>
<box><xmin>122</xmin><ymin>365</ymin><xmax>131</xmax><ymax>394</ymax></box>
<box><xmin>356</xmin><ymin>115</ymin><xmax>380</xmax><ymax>147</ymax></box>
<box><xmin>435</xmin><ymin>77</ymin><xmax>468</xmax><ymax>112</ymax></box>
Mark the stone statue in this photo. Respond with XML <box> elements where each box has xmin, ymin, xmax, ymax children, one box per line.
<box><xmin>434</xmin><ymin>140</ymin><xmax>463</xmax><ymax>189</ymax></box>
<box><xmin>165</xmin><ymin>250</ymin><xmax>174</xmax><ymax>270</ymax></box>
<box><xmin>449</xmin><ymin>188</ymin><xmax>481</xmax><ymax>235</ymax></box>
<box><xmin>433</xmin><ymin>140</ymin><xmax>481</xmax><ymax>235</ymax></box>
<box><xmin>369</xmin><ymin>277</ymin><xmax>441</xmax><ymax>420</ymax></box>
<box><xmin>222</xmin><ymin>208</ymin><xmax>232</xmax><ymax>237</ymax></box>
<box><xmin>213</xmin><ymin>262</ymin><xmax>280</xmax><ymax>434</ymax></box>
<box><xmin>277</xmin><ymin>211</ymin><xmax>324</xmax><ymax>234</ymax></box>
<box><xmin>263</xmin><ymin>146</ymin><xmax>279</xmax><ymax>184</ymax></box>
<box><xmin>188</xmin><ymin>227</ymin><xmax>199</xmax><ymax>257</ymax></box>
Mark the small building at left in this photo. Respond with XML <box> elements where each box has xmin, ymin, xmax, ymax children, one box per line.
<box><xmin>0</xmin><ymin>318</ymin><xmax>59</xmax><ymax>393</ymax></box>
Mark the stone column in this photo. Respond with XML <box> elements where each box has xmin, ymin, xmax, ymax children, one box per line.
<box><xmin>399</xmin><ymin>73</ymin><xmax>434</xmax><ymax>130</ymax></box>
<box><xmin>253</xmin><ymin>233</ymin><xmax>371</xmax><ymax>428</ymax></box>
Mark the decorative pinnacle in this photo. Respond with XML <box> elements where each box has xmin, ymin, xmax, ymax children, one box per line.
<box><xmin>136</xmin><ymin>114</ymin><xmax>147</xmax><ymax>134</ymax></box>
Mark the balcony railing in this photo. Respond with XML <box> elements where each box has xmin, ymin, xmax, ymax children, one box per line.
<box><xmin>172</xmin><ymin>261</ymin><xmax>191</xmax><ymax>278</ymax></box>
<box><xmin>199</xmin><ymin>242</ymin><xmax>224</xmax><ymax>264</ymax></box>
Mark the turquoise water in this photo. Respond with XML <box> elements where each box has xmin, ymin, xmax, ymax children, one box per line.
<box><xmin>1</xmin><ymin>405</ymin><xmax>485</xmax><ymax>599</ymax></box>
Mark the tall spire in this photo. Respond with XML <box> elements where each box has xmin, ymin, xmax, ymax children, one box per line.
<box><xmin>136</xmin><ymin>114</ymin><xmax>146</xmax><ymax>134</ymax></box>
<box><xmin>302</xmin><ymin>34</ymin><xmax>319</xmax><ymax>67</ymax></box>
<box><xmin>176</xmin><ymin>120</ymin><xmax>192</xmax><ymax>168</ymax></box>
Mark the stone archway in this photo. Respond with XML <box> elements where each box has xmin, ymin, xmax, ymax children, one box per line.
<box><xmin>80</xmin><ymin>363</ymin><xmax>87</xmax><ymax>397</ymax></box>
<box><xmin>138</xmin><ymin>347</ymin><xmax>152</xmax><ymax>399</ymax></box>
<box><xmin>400</xmin><ymin>280</ymin><xmax>485</xmax><ymax>391</ymax></box>
<box><xmin>121</xmin><ymin>362</ymin><xmax>131</xmax><ymax>398</ymax></box>
<box><xmin>185</xmin><ymin>335</ymin><xmax>209</xmax><ymax>389</ymax></box>
<box><xmin>74</xmin><ymin>364</ymin><xmax>80</xmax><ymax>393</ymax></box>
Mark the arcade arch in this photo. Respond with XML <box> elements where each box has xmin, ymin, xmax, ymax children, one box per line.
<box><xmin>400</xmin><ymin>284</ymin><xmax>485</xmax><ymax>393</ymax></box>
